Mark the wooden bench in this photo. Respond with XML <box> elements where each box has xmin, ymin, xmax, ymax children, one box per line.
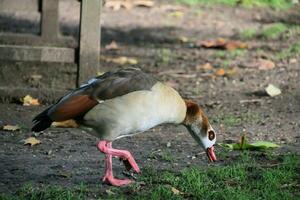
<box><xmin>0</xmin><ymin>0</ymin><xmax>102</xmax><ymax>86</ymax></box>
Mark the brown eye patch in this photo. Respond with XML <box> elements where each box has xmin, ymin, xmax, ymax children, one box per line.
<box><xmin>208</xmin><ymin>130</ymin><xmax>215</xmax><ymax>141</ymax></box>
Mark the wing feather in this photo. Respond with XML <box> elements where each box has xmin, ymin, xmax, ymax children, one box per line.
<box><xmin>31</xmin><ymin>68</ymin><xmax>157</xmax><ymax>132</ymax></box>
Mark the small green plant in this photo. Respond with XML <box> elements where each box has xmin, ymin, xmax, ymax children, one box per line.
<box><xmin>261</xmin><ymin>23</ymin><xmax>287</xmax><ymax>39</ymax></box>
<box><xmin>214</xmin><ymin>49</ymin><xmax>246</xmax><ymax>59</ymax></box>
<box><xmin>176</xmin><ymin>0</ymin><xmax>293</xmax><ymax>9</ymax></box>
<box><xmin>276</xmin><ymin>43</ymin><xmax>300</xmax><ymax>60</ymax></box>
<box><xmin>240</xmin><ymin>28</ymin><xmax>257</xmax><ymax>39</ymax></box>
<box><xmin>212</xmin><ymin>114</ymin><xmax>242</xmax><ymax>126</ymax></box>
<box><xmin>160</xmin><ymin>151</ymin><xmax>176</xmax><ymax>162</ymax></box>
<box><xmin>156</xmin><ymin>48</ymin><xmax>172</xmax><ymax>64</ymax></box>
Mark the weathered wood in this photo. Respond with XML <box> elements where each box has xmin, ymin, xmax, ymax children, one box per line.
<box><xmin>0</xmin><ymin>45</ymin><xmax>75</xmax><ymax>63</ymax></box>
<box><xmin>0</xmin><ymin>0</ymin><xmax>39</xmax><ymax>12</ymax></box>
<box><xmin>41</xmin><ymin>0</ymin><xmax>60</xmax><ymax>41</ymax></box>
<box><xmin>0</xmin><ymin>33</ymin><xmax>77</xmax><ymax>48</ymax></box>
<box><xmin>78</xmin><ymin>0</ymin><xmax>101</xmax><ymax>86</ymax></box>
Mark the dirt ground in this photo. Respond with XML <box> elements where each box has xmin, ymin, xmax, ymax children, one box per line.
<box><xmin>0</xmin><ymin>0</ymin><xmax>300</xmax><ymax>196</ymax></box>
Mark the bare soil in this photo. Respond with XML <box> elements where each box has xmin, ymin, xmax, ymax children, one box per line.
<box><xmin>0</xmin><ymin>0</ymin><xmax>299</xmax><ymax>195</ymax></box>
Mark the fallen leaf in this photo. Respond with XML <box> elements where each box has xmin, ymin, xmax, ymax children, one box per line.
<box><xmin>221</xmin><ymin>134</ymin><xmax>279</xmax><ymax>150</ymax></box>
<box><xmin>30</xmin><ymin>74</ymin><xmax>42</xmax><ymax>81</ymax></box>
<box><xmin>101</xmin><ymin>56</ymin><xmax>138</xmax><ymax>65</ymax></box>
<box><xmin>52</xmin><ymin>119</ymin><xmax>79</xmax><ymax>128</ymax></box>
<box><xmin>105</xmin><ymin>41</ymin><xmax>119</xmax><ymax>50</ymax></box>
<box><xmin>24</xmin><ymin>137</ymin><xmax>41</xmax><ymax>146</ymax></box>
<box><xmin>105</xmin><ymin>0</ymin><xmax>132</xmax><ymax>10</ymax></box>
<box><xmin>215</xmin><ymin>68</ymin><xmax>225</xmax><ymax>76</ymax></box>
<box><xmin>169</xmin><ymin>11</ymin><xmax>184</xmax><ymax>18</ymax></box>
<box><xmin>21</xmin><ymin>95</ymin><xmax>40</xmax><ymax>106</ymax></box>
<box><xmin>225</xmin><ymin>67</ymin><xmax>238</xmax><ymax>77</ymax></box>
<box><xmin>133</xmin><ymin>0</ymin><xmax>154</xmax><ymax>7</ymax></box>
<box><xmin>199</xmin><ymin>38</ymin><xmax>247</xmax><ymax>50</ymax></box>
<box><xmin>196</xmin><ymin>62</ymin><xmax>214</xmax><ymax>71</ymax></box>
<box><xmin>105</xmin><ymin>0</ymin><xmax>153</xmax><ymax>10</ymax></box>
<box><xmin>58</xmin><ymin>170</ymin><xmax>72</xmax><ymax>178</ymax></box>
<box><xmin>265</xmin><ymin>84</ymin><xmax>281</xmax><ymax>97</ymax></box>
<box><xmin>258</xmin><ymin>59</ymin><xmax>275</xmax><ymax>70</ymax></box>
<box><xmin>171</xmin><ymin>187</ymin><xmax>181</xmax><ymax>195</ymax></box>
<box><xmin>106</xmin><ymin>189</ymin><xmax>116</xmax><ymax>195</ymax></box>
<box><xmin>166</xmin><ymin>142</ymin><xmax>171</xmax><ymax>147</ymax></box>
<box><xmin>97</xmin><ymin>71</ymin><xmax>105</xmax><ymax>76</ymax></box>
<box><xmin>3</xmin><ymin>124</ymin><xmax>20</xmax><ymax>131</ymax></box>
<box><xmin>178</xmin><ymin>36</ymin><xmax>189</xmax><ymax>43</ymax></box>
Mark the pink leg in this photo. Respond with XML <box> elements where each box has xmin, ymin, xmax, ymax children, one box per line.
<box><xmin>98</xmin><ymin>140</ymin><xmax>140</xmax><ymax>186</ymax></box>
<box><xmin>98</xmin><ymin>141</ymin><xmax>140</xmax><ymax>173</ymax></box>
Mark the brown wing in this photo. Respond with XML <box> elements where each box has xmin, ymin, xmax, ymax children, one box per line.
<box><xmin>32</xmin><ymin>68</ymin><xmax>157</xmax><ymax>131</ymax></box>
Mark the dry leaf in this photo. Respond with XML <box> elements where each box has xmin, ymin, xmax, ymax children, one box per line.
<box><xmin>178</xmin><ymin>36</ymin><xmax>189</xmax><ymax>43</ymax></box>
<box><xmin>258</xmin><ymin>59</ymin><xmax>275</xmax><ymax>70</ymax></box>
<box><xmin>215</xmin><ymin>68</ymin><xmax>225</xmax><ymax>76</ymax></box>
<box><xmin>58</xmin><ymin>170</ymin><xmax>72</xmax><ymax>178</ymax></box>
<box><xmin>21</xmin><ymin>95</ymin><xmax>40</xmax><ymax>106</ymax></box>
<box><xmin>199</xmin><ymin>38</ymin><xmax>247</xmax><ymax>50</ymax></box>
<box><xmin>101</xmin><ymin>56</ymin><xmax>138</xmax><ymax>65</ymax></box>
<box><xmin>105</xmin><ymin>0</ymin><xmax>132</xmax><ymax>10</ymax></box>
<box><xmin>24</xmin><ymin>137</ymin><xmax>41</xmax><ymax>146</ymax></box>
<box><xmin>30</xmin><ymin>74</ymin><xmax>42</xmax><ymax>81</ymax></box>
<box><xmin>97</xmin><ymin>71</ymin><xmax>105</xmax><ymax>76</ymax></box>
<box><xmin>265</xmin><ymin>84</ymin><xmax>281</xmax><ymax>97</ymax></box>
<box><xmin>105</xmin><ymin>0</ymin><xmax>153</xmax><ymax>10</ymax></box>
<box><xmin>169</xmin><ymin>11</ymin><xmax>184</xmax><ymax>18</ymax></box>
<box><xmin>52</xmin><ymin>119</ymin><xmax>79</xmax><ymax>128</ymax></box>
<box><xmin>196</xmin><ymin>62</ymin><xmax>214</xmax><ymax>71</ymax></box>
<box><xmin>3</xmin><ymin>124</ymin><xmax>20</xmax><ymax>131</ymax></box>
<box><xmin>171</xmin><ymin>187</ymin><xmax>183</xmax><ymax>195</ymax></box>
<box><xmin>225</xmin><ymin>67</ymin><xmax>238</xmax><ymax>77</ymax></box>
<box><xmin>105</xmin><ymin>41</ymin><xmax>119</xmax><ymax>50</ymax></box>
<box><xmin>133</xmin><ymin>0</ymin><xmax>154</xmax><ymax>7</ymax></box>
<box><xmin>106</xmin><ymin>189</ymin><xmax>116</xmax><ymax>195</ymax></box>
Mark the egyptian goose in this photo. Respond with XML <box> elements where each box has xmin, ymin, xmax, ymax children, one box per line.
<box><xmin>32</xmin><ymin>68</ymin><xmax>216</xmax><ymax>186</ymax></box>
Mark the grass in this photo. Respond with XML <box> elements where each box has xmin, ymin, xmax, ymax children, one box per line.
<box><xmin>240</xmin><ymin>28</ymin><xmax>258</xmax><ymax>40</ymax></box>
<box><xmin>2</xmin><ymin>153</ymin><xmax>299</xmax><ymax>200</ymax></box>
<box><xmin>156</xmin><ymin>48</ymin><xmax>172</xmax><ymax>65</ymax></box>
<box><xmin>148</xmin><ymin>150</ymin><xmax>176</xmax><ymax>162</ymax></box>
<box><xmin>276</xmin><ymin>42</ymin><xmax>300</xmax><ymax>60</ymax></box>
<box><xmin>214</xmin><ymin>49</ymin><xmax>246</xmax><ymax>68</ymax></box>
<box><xmin>240</xmin><ymin>23</ymin><xmax>289</xmax><ymax>40</ymax></box>
<box><xmin>176</xmin><ymin>0</ymin><xmax>293</xmax><ymax>9</ymax></box>
<box><xmin>212</xmin><ymin>112</ymin><xmax>261</xmax><ymax>127</ymax></box>
<box><xmin>261</xmin><ymin>23</ymin><xmax>288</xmax><ymax>39</ymax></box>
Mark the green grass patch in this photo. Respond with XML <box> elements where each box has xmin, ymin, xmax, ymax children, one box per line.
<box><xmin>240</xmin><ymin>28</ymin><xmax>258</xmax><ymax>40</ymax></box>
<box><xmin>276</xmin><ymin>42</ymin><xmax>300</xmax><ymax>60</ymax></box>
<box><xmin>214</xmin><ymin>49</ymin><xmax>246</xmax><ymax>68</ymax></box>
<box><xmin>2</xmin><ymin>154</ymin><xmax>299</xmax><ymax>200</ymax></box>
<box><xmin>148</xmin><ymin>150</ymin><xmax>176</xmax><ymax>162</ymax></box>
<box><xmin>0</xmin><ymin>183</ymin><xmax>88</xmax><ymax>200</ymax></box>
<box><xmin>156</xmin><ymin>48</ymin><xmax>172</xmax><ymax>65</ymax></box>
<box><xmin>176</xmin><ymin>0</ymin><xmax>293</xmax><ymax>9</ymax></box>
<box><xmin>212</xmin><ymin>112</ymin><xmax>261</xmax><ymax>127</ymax></box>
<box><xmin>261</xmin><ymin>23</ymin><xmax>288</xmax><ymax>39</ymax></box>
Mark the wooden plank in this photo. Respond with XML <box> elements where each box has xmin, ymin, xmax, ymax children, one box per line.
<box><xmin>0</xmin><ymin>33</ymin><xmax>77</xmax><ymax>48</ymax></box>
<box><xmin>0</xmin><ymin>0</ymin><xmax>39</xmax><ymax>12</ymax></box>
<box><xmin>41</xmin><ymin>0</ymin><xmax>59</xmax><ymax>41</ymax></box>
<box><xmin>0</xmin><ymin>45</ymin><xmax>75</xmax><ymax>63</ymax></box>
<box><xmin>78</xmin><ymin>0</ymin><xmax>101</xmax><ymax>86</ymax></box>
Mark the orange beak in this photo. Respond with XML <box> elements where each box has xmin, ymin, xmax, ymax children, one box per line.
<box><xmin>206</xmin><ymin>146</ymin><xmax>217</xmax><ymax>162</ymax></box>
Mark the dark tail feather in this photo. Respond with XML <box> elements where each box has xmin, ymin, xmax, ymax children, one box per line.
<box><xmin>31</xmin><ymin>107</ymin><xmax>53</xmax><ymax>132</ymax></box>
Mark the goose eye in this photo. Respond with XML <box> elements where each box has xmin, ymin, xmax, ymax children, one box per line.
<box><xmin>208</xmin><ymin>130</ymin><xmax>215</xmax><ymax>141</ymax></box>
